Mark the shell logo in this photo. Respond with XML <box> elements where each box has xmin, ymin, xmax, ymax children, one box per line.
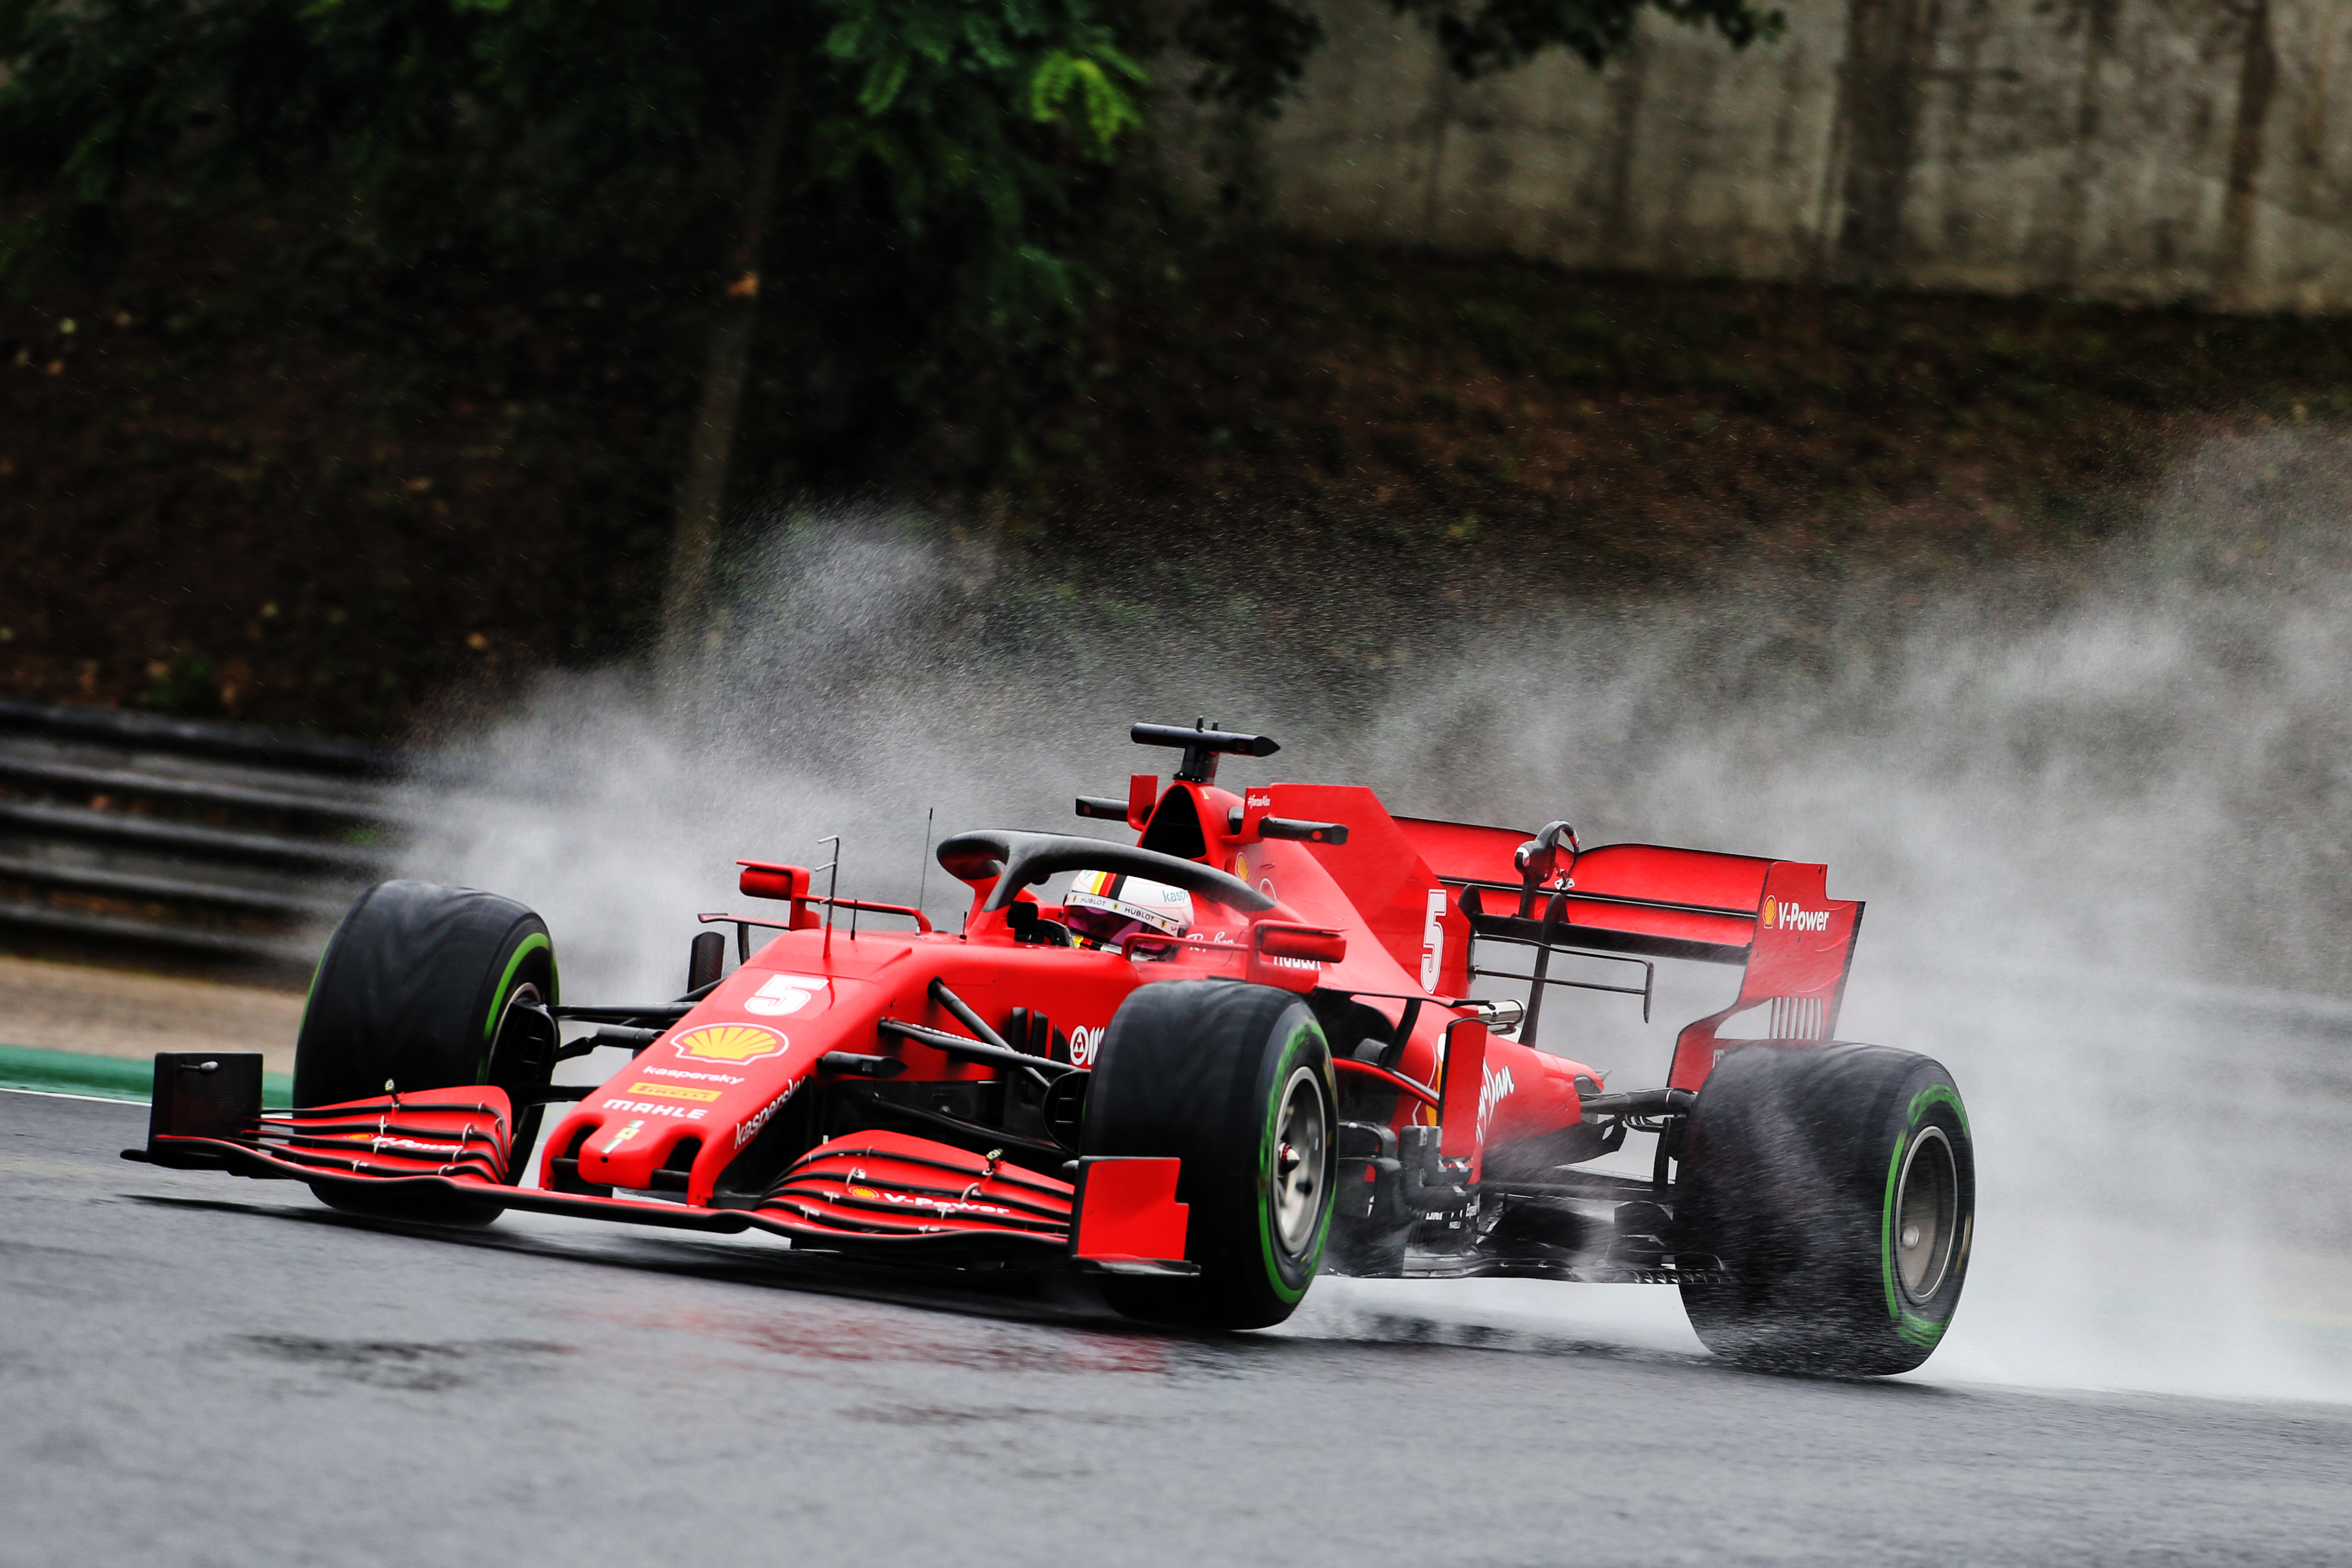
<box><xmin>673</xmin><ymin>1023</ymin><xmax>788</xmax><ymax>1064</ymax></box>
<box><xmin>1758</xmin><ymin>895</ymin><xmax>1832</xmax><ymax>933</ymax></box>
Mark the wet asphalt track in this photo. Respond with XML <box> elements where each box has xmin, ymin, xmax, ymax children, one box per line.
<box><xmin>5</xmin><ymin>1092</ymin><xmax>2350</xmax><ymax>1568</ymax></box>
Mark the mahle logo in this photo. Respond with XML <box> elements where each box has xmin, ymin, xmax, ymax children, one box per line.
<box><xmin>1761</xmin><ymin>896</ymin><xmax>1832</xmax><ymax>934</ymax></box>
<box><xmin>673</xmin><ymin>1023</ymin><xmax>788</xmax><ymax>1063</ymax></box>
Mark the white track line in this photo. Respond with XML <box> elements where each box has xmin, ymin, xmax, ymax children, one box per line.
<box><xmin>0</xmin><ymin>1084</ymin><xmax>141</xmax><ymax>1104</ymax></box>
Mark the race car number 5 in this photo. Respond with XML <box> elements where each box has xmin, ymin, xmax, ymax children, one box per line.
<box><xmin>744</xmin><ymin>973</ymin><xmax>828</xmax><ymax>1017</ymax></box>
<box><xmin>1420</xmin><ymin>887</ymin><xmax>1446</xmax><ymax>991</ymax></box>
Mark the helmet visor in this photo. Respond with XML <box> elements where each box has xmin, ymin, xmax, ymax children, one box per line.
<box><xmin>1064</xmin><ymin>871</ymin><xmax>1192</xmax><ymax>946</ymax></box>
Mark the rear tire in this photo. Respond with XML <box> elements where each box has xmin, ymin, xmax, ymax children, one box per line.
<box><xmin>1676</xmin><ymin>1042</ymin><xmax>1974</xmax><ymax>1376</ymax></box>
<box><xmin>1083</xmin><ymin>980</ymin><xmax>1338</xmax><ymax>1330</ymax></box>
<box><xmin>294</xmin><ymin>880</ymin><xmax>560</xmax><ymax>1224</ymax></box>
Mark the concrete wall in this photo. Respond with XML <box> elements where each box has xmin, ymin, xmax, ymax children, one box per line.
<box><xmin>1193</xmin><ymin>0</ymin><xmax>2352</xmax><ymax>311</ymax></box>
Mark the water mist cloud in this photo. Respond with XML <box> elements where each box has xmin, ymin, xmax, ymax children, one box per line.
<box><xmin>396</xmin><ymin>432</ymin><xmax>2352</xmax><ymax>1402</ymax></box>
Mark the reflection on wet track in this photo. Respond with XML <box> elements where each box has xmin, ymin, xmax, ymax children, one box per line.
<box><xmin>6</xmin><ymin>1093</ymin><xmax>2349</xmax><ymax>1567</ymax></box>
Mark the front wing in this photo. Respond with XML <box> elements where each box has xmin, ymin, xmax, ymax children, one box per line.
<box><xmin>126</xmin><ymin>1054</ymin><xmax>1192</xmax><ymax>1274</ymax></box>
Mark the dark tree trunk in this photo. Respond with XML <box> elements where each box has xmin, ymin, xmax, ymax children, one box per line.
<box><xmin>659</xmin><ymin>57</ymin><xmax>798</xmax><ymax>677</ymax></box>
<box><xmin>2215</xmin><ymin>0</ymin><xmax>2276</xmax><ymax>309</ymax></box>
<box><xmin>1827</xmin><ymin>0</ymin><xmax>1940</xmax><ymax>282</ymax></box>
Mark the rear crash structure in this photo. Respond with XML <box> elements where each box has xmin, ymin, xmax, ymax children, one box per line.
<box><xmin>133</xmin><ymin>721</ymin><xmax>1974</xmax><ymax>1373</ymax></box>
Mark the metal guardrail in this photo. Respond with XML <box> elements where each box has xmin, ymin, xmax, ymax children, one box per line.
<box><xmin>0</xmin><ymin>698</ymin><xmax>403</xmax><ymax>970</ymax></box>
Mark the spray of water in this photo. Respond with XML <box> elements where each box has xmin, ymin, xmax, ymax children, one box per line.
<box><xmin>399</xmin><ymin>431</ymin><xmax>2352</xmax><ymax>1402</ymax></box>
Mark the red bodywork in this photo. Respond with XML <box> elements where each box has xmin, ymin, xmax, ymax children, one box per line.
<box><xmin>140</xmin><ymin>762</ymin><xmax>1862</xmax><ymax>1276</ymax></box>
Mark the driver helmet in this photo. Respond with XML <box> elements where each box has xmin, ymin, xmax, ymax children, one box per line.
<box><xmin>1065</xmin><ymin>870</ymin><xmax>1194</xmax><ymax>949</ymax></box>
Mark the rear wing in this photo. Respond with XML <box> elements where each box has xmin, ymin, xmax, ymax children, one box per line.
<box><xmin>1396</xmin><ymin>818</ymin><xmax>1863</xmax><ymax>1090</ymax></box>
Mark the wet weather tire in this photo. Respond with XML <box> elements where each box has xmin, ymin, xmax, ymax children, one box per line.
<box><xmin>1082</xmin><ymin>980</ymin><xmax>1338</xmax><ymax>1330</ymax></box>
<box><xmin>294</xmin><ymin>880</ymin><xmax>560</xmax><ymax>1224</ymax></box>
<box><xmin>1676</xmin><ymin>1042</ymin><xmax>1974</xmax><ymax>1376</ymax></box>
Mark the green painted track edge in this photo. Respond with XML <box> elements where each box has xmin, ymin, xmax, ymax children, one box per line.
<box><xmin>0</xmin><ymin>1043</ymin><xmax>292</xmax><ymax>1103</ymax></box>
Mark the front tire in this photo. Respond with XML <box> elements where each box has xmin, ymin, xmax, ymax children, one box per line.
<box><xmin>1676</xmin><ymin>1042</ymin><xmax>1975</xmax><ymax>1376</ymax></box>
<box><xmin>1083</xmin><ymin>980</ymin><xmax>1338</xmax><ymax>1330</ymax></box>
<box><xmin>295</xmin><ymin>880</ymin><xmax>560</xmax><ymax>1223</ymax></box>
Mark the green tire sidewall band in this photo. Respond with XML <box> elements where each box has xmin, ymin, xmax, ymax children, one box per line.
<box><xmin>1880</xmin><ymin>1080</ymin><xmax>1965</xmax><ymax>1348</ymax></box>
<box><xmin>481</xmin><ymin>931</ymin><xmax>554</xmax><ymax>1044</ymax></box>
<box><xmin>475</xmin><ymin>930</ymin><xmax>554</xmax><ymax>1083</ymax></box>
<box><xmin>1254</xmin><ymin>1017</ymin><xmax>1334</xmax><ymax>1304</ymax></box>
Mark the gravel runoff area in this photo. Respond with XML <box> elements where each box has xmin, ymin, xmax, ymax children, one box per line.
<box><xmin>0</xmin><ymin>954</ymin><xmax>303</xmax><ymax>1077</ymax></box>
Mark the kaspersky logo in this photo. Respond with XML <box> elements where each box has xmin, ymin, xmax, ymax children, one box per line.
<box><xmin>673</xmin><ymin>1023</ymin><xmax>788</xmax><ymax>1063</ymax></box>
<box><xmin>1761</xmin><ymin>896</ymin><xmax>1831</xmax><ymax>933</ymax></box>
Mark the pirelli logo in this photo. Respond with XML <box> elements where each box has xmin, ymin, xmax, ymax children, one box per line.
<box><xmin>626</xmin><ymin>1081</ymin><xmax>723</xmax><ymax>1103</ymax></box>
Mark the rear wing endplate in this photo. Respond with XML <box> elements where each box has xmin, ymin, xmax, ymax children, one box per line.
<box><xmin>1398</xmin><ymin>819</ymin><xmax>1862</xmax><ymax>1091</ymax></box>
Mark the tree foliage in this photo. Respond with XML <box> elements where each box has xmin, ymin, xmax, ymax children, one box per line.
<box><xmin>0</xmin><ymin>0</ymin><xmax>1142</xmax><ymax>327</ymax></box>
<box><xmin>0</xmin><ymin>0</ymin><xmax>1783</xmax><ymax>498</ymax></box>
<box><xmin>1176</xmin><ymin>0</ymin><xmax>1781</xmax><ymax>111</ymax></box>
<box><xmin>1407</xmin><ymin>0</ymin><xmax>1779</xmax><ymax>77</ymax></box>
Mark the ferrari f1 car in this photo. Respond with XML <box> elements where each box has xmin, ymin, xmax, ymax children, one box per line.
<box><xmin>132</xmin><ymin>721</ymin><xmax>1974</xmax><ymax>1375</ymax></box>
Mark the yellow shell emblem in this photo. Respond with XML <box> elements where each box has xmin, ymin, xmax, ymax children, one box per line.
<box><xmin>672</xmin><ymin>1023</ymin><xmax>788</xmax><ymax>1063</ymax></box>
<box><xmin>1761</xmin><ymin>897</ymin><xmax>1779</xmax><ymax>930</ymax></box>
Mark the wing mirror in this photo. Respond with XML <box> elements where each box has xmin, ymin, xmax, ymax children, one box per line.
<box><xmin>738</xmin><ymin>861</ymin><xmax>812</xmax><ymax>902</ymax></box>
<box><xmin>1255</xmin><ymin>923</ymin><xmax>1347</xmax><ymax>963</ymax></box>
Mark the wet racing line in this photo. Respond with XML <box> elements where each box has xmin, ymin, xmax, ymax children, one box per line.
<box><xmin>3</xmin><ymin>1091</ymin><xmax>2347</xmax><ymax>1567</ymax></box>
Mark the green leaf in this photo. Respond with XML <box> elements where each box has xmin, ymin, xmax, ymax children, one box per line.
<box><xmin>858</xmin><ymin>49</ymin><xmax>911</xmax><ymax>114</ymax></box>
<box><xmin>1027</xmin><ymin>49</ymin><xmax>1140</xmax><ymax>151</ymax></box>
<box><xmin>824</xmin><ymin>12</ymin><xmax>882</xmax><ymax>62</ymax></box>
<box><xmin>960</xmin><ymin>13</ymin><xmax>1011</xmax><ymax>69</ymax></box>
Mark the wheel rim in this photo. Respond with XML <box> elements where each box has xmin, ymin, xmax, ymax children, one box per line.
<box><xmin>1269</xmin><ymin>1066</ymin><xmax>1328</xmax><ymax>1257</ymax></box>
<box><xmin>1894</xmin><ymin>1125</ymin><xmax>1959</xmax><ymax>1303</ymax></box>
<box><xmin>486</xmin><ymin>982</ymin><xmax>554</xmax><ymax>1090</ymax></box>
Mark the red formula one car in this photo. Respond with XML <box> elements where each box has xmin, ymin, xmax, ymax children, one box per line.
<box><xmin>134</xmin><ymin>722</ymin><xmax>1974</xmax><ymax>1374</ymax></box>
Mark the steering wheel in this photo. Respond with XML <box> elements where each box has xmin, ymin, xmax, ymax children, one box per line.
<box><xmin>935</xmin><ymin>830</ymin><xmax>1275</xmax><ymax>916</ymax></box>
